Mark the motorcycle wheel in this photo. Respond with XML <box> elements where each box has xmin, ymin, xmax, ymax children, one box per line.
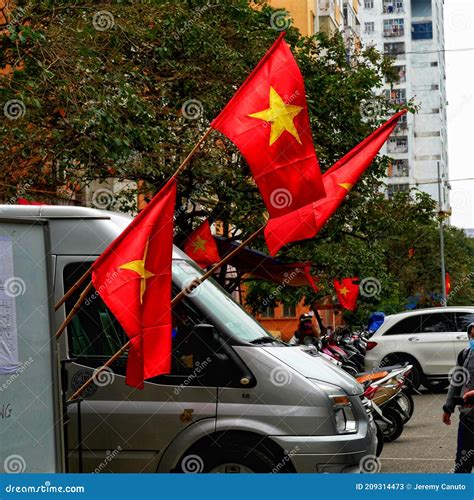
<box><xmin>382</xmin><ymin>407</ymin><xmax>405</xmax><ymax>442</ymax></box>
<box><xmin>396</xmin><ymin>390</ymin><xmax>415</xmax><ymax>423</ymax></box>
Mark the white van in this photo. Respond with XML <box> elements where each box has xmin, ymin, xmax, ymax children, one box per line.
<box><xmin>2</xmin><ymin>205</ymin><xmax>377</xmax><ymax>473</ymax></box>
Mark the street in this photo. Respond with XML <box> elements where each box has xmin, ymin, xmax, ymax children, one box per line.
<box><xmin>381</xmin><ymin>391</ymin><xmax>458</xmax><ymax>473</ymax></box>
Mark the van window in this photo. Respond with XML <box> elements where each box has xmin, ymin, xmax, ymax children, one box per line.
<box><xmin>419</xmin><ymin>313</ymin><xmax>456</xmax><ymax>333</ymax></box>
<box><xmin>384</xmin><ymin>316</ymin><xmax>421</xmax><ymax>335</ymax></box>
<box><xmin>455</xmin><ymin>313</ymin><xmax>474</xmax><ymax>333</ymax></box>
<box><xmin>63</xmin><ymin>262</ymin><xmax>236</xmax><ymax>385</ymax></box>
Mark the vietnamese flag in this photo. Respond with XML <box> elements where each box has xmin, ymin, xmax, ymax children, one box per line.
<box><xmin>334</xmin><ymin>278</ymin><xmax>359</xmax><ymax>311</ymax></box>
<box><xmin>91</xmin><ymin>179</ymin><xmax>177</xmax><ymax>388</ymax></box>
<box><xmin>445</xmin><ymin>272</ymin><xmax>452</xmax><ymax>295</ymax></box>
<box><xmin>184</xmin><ymin>219</ymin><xmax>220</xmax><ymax>268</ymax></box>
<box><xmin>264</xmin><ymin>110</ymin><xmax>407</xmax><ymax>255</ymax></box>
<box><xmin>211</xmin><ymin>33</ymin><xmax>325</xmax><ymax>218</ymax></box>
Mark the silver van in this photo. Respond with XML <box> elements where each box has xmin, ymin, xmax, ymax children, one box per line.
<box><xmin>2</xmin><ymin>205</ymin><xmax>377</xmax><ymax>473</ymax></box>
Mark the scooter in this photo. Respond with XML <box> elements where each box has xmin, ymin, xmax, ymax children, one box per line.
<box><xmin>357</xmin><ymin>364</ymin><xmax>413</xmax><ymax>442</ymax></box>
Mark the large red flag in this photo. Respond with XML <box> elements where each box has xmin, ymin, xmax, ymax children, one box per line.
<box><xmin>211</xmin><ymin>33</ymin><xmax>325</xmax><ymax>218</ymax></box>
<box><xmin>334</xmin><ymin>278</ymin><xmax>359</xmax><ymax>311</ymax></box>
<box><xmin>184</xmin><ymin>219</ymin><xmax>221</xmax><ymax>268</ymax></box>
<box><xmin>264</xmin><ymin>110</ymin><xmax>407</xmax><ymax>255</ymax></box>
<box><xmin>91</xmin><ymin>179</ymin><xmax>177</xmax><ymax>388</ymax></box>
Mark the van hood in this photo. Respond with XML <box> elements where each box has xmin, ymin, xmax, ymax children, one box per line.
<box><xmin>262</xmin><ymin>345</ymin><xmax>363</xmax><ymax>396</ymax></box>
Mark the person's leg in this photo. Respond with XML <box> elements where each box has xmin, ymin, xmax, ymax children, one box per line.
<box><xmin>454</xmin><ymin>414</ymin><xmax>474</xmax><ymax>473</ymax></box>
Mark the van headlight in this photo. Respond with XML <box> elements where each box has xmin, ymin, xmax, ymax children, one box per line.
<box><xmin>312</xmin><ymin>381</ymin><xmax>358</xmax><ymax>434</ymax></box>
<box><xmin>328</xmin><ymin>395</ymin><xmax>358</xmax><ymax>434</ymax></box>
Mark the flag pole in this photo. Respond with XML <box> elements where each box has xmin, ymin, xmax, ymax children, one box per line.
<box><xmin>67</xmin><ymin>224</ymin><xmax>265</xmax><ymax>402</ymax></box>
<box><xmin>54</xmin><ymin>128</ymin><xmax>213</xmax><ymax>335</ymax></box>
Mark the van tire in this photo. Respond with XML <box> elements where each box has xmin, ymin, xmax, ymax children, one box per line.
<box><xmin>177</xmin><ymin>437</ymin><xmax>288</xmax><ymax>473</ymax></box>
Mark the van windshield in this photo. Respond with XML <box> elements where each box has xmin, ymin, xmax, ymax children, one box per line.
<box><xmin>172</xmin><ymin>259</ymin><xmax>274</xmax><ymax>343</ymax></box>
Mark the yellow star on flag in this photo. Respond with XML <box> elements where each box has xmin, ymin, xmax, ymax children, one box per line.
<box><xmin>248</xmin><ymin>87</ymin><xmax>304</xmax><ymax>146</ymax></box>
<box><xmin>339</xmin><ymin>183</ymin><xmax>353</xmax><ymax>192</ymax></box>
<box><xmin>338</xmin><ymin>286</ymin><xmax>350</xmax><ymax>297</ymax></box>
<box><xmin>119</xmin><ymin>238</ymin><xmax>155</xmax><ymax>304</ymax></box>
<box><xmin>191</xmin><ymin>236</ymin><xmax>207</xmax><ymax>253</ymax></box>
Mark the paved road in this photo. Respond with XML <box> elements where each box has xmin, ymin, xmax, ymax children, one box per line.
<box><xmin>380</xmin><ymin>391</ymin><xmax>458</xmax><ymax>473</ymax></box>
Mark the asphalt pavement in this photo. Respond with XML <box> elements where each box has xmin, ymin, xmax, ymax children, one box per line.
<box><xmin>380</xmin><ymin>391</ymin><xmax>458</xmax><ymax>473</ymax></box>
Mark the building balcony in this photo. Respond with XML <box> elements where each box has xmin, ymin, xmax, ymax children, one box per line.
<box><xmin>383</xmin><ymin>27</ymin><xmax>405</xmax><ymax>37</ymax></box>
<box><xmin>383</xmin><ymin>7</ymin><xmax>405</xmax><ymax>14</ymax></box>
<box><xmin>388</xmin><ymin>145</ymin><xmax>409</xmax><ymax>154</ymax></box>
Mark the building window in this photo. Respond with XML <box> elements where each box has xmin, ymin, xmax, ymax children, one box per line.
<box><xmin>384</xmin><ymin>88</ymin><xmax>406</xmax><ymax>105</ymax></box>
<box><xmin>384</xmin><ymin>42</ymin><xmax>405</xmax><ymax>58</ymax></box>
<box><xmin>388</xmin><ymin>136</ymin><xmax>408</xmax><ymax>153</ymax></box>
<box><xmin>395</xmin><ymin>65</ymin><xmax>406</xmax><ymax>82</ymax></box>
<box><xmin>364</xmin><ymin>0</ymin><xmax>374</xmax><ymax>9</ymax></box>
<box><xmin>389</xmin><ymin>159</ymin><xmax>409</xmax><ymax>177</ymax></box>
<box><xmin>364</xmin><ymin>22</ymin><xmax>375</xmax><ymax>33</ymax></box>
<box><xmin>388</xmin><ymin>183</ymin><xmax>410</xmax><ymax>197</ymax></box>
<box><xmin>383</xmin><ymin>18</ymin><xmax>404</xmax><ymax>37</ymax></box>
<box><xmin>282</xmin><ymin>303</ymin><xmax>297</xmax><ymax>318</ymax></box>
<box><xmin>412</xmin><ymin>22</ymin><xmax>433</xmax><ymax>40</ymax></box>
<box><xmin>261</xmin><ymin>305</ymin><xmax>275</xmax><ymax>318</ymax></box>
<box><xmin>383</xmin><ymin>0</ymin><xmax>405</xmax><ymax>14</ymax></box>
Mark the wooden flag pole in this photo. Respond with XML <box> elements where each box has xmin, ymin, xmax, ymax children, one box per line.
<box><xmin>55</xmin><ymin>281</ymin><xmax>94</xmax><ymax>339</ymax></box>
<box><xmin>54</xmin><ymin>128</ymin><xmax>213</xmax><ymax>337</ymax></box>
<box><xmin>67</xmin><ymin>224</ymin><xmax>265</xmax><ymax>402</ymax></box>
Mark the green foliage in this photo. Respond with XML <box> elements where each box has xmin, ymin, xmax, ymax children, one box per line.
<box><xmin>1</xmin><ymin>0</ymin><xmax>473</xmax><ymax>323</ymax></box>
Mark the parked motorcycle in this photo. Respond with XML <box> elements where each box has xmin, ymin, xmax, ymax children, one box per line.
<box><xmin>357</xmin><ymin>364</ymin><xmax>413</xmax><ymax>442</ymax></box>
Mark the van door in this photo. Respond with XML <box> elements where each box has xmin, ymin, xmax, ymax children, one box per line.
<box><xmin>56</xmin><ymin>258</ymin><xmax>218</xmax><ymax>473</ymax></box>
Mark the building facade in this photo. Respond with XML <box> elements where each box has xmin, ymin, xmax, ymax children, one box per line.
<box><xmin>359</xmin><ymin>0</ymin><xmax>449</xmax><ymax>210</ymax></box>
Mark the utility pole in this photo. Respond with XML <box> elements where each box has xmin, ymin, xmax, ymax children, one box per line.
<box><xmin>438</xmin><ymin>161</ymin><xmax>447</xmax><ymax>305</ymax></box>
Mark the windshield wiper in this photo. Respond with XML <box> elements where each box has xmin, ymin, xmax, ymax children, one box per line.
<box><xmin>250</xmin><ymin>336</ymin><xmax>281</xmax><ymax>345</ymax></box>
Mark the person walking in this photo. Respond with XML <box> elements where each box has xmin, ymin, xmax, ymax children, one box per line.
<box><xmin>442</xmin><ymin>322</ymin><xmax>474</xmax><ymax>473</ymax></box>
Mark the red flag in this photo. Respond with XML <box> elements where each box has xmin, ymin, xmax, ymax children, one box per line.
<box><xmin>17</xmin><ymin>198</ymin><xmax>44</xmax><ymax>205</ymax></box>
<box><xmin>334</xmin><ymin>278</ymin><xmax>359</xmax><ymax>311</ymax></box>
<box><xmin>304</xmin><ymin>264</ymin><xmax>319</xmax><ymax>293</ymax></box>
<box><xmin>445</xmin><ymin>272</ymin><xmax>452</xmax><ymax>295</ymax></box>
<box><xmin>91</xmin><ymin>179</ymin><xmax>177</xmax><ymax>388</ymax></box>
<box><xmin>211</xmin><ymin>33</ymin><xmax>325</xmax><ymax>218</ymax></box>
<box><xmin>264</xmin><ymin>110</ymin><xmax>407</xmax><ymax>255</ymax></box>
<box><xmin>184</xmin><ymin>219</ymin><xmax>221</xmax><ymax>268</ymax></box>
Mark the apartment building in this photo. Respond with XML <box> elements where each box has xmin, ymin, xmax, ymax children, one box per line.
<box><xmin>360</xmin><ymin>0</ymin><xmax>449</xmax><ymax>209</ymax></box>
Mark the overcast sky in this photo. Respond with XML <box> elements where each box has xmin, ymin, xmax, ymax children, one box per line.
<box><xmin>445</xmin><ymin>0</ymin><xmax>474</xmax><ymax>229</ymax></box>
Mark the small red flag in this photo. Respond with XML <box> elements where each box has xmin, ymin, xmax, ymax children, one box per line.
<box><xmin>264</xmin><ymin>110</ymin><xmax>407</xmax><ymax>256</ymax></box>
<box><xmin>445</xmin><ymin>272</ymin><xmax>452</xmax><ymax>295</ymax></box>
<box><xmin>334</xmin><ymin>278</ymin><xmax>359</xmax><ymax>311</ymax></box>
<box><xmin>211</xmin><ymin>33</ymin><xmax>325</xmax><ymax>218</ymax></box>
<box><xmin>91</xmin><ymin>179</ymin><xmax>177</xmax><ymax>388</ymax></box>
<box><xmin>17</xmin><ymin>198</ymin><xmax>44</xmax><ymax>205</ymax></box>
<box><xmin>184</xmin><ymin>219</ymin><xmax>221</xmax><ymax>269</ymax></box>
<box><xmin>304</xmin><ymin>264</ymin><xmax>319</xmax><ymax>293</ymax></box>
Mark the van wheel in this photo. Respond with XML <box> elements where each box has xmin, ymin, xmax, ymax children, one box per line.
<box><xmin>178</xmin><ymin>439</ymin><xmax>286</xmax><ymax>473</ymax></box>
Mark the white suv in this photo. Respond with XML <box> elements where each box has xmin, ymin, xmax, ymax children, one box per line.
<box><xmin>364</xmin><ymin>307</ymin><xmax>474</xmax><ymax>390</ymax></box>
